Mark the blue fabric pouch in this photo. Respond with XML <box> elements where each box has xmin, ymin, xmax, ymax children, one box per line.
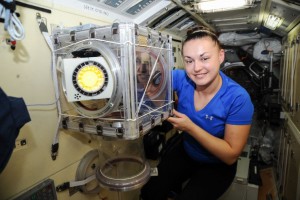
<box><xmin>0</xmin><ymin>88</ymin><xmax>31</xmax><ymax>173</ymax></box>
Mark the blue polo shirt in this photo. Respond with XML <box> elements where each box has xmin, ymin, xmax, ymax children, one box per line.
<box><xmin>173</xmin><ymin>70</ymin><xmax>254</xmax><ymax>163</ymax></box>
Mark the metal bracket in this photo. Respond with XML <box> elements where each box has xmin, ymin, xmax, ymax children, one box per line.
<box><xmin>36</xmin><ymin>12</ymin><xmax>48</xmax><ymax>33</ymax></box>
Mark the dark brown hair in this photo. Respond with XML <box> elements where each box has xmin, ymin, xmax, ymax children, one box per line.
<box><xmin>182</xmin><ymin>26</ymin><xmax>221</xmax><ymax>53</ymax></box>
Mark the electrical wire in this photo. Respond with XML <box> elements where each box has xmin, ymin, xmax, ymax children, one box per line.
<box><xmin>26</xmin><ymin>99</ymin><xmax>59</xmax><ymax>107</ymax></box>
<box><xmin>0</xmin><ymin>0</ymin><xmax>25</xmax><ymax>40</ymax></box>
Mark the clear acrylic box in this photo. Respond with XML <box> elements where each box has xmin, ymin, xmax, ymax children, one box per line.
<box><xmin>52</xmin><ymin>22</ymin><xmax>173</xmax><ymax>139</ymax></box>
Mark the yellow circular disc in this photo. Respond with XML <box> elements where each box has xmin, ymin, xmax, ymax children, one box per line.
<box><xmin>77</xmin><ymin>65</ymin><xmax>105</xmax><ymax>93</ymax></box>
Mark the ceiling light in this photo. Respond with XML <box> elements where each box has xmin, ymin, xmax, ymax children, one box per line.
<box><xmin>211</xmin><ymin>16</ymin><xmax>250</xmax><ymax>22</ymax></box>
<box><xmin>264</xmin><ymin>15</ymin><xmax>283</xmax><ymax>30</ymax></box>
<box><xmin>215</xmin><ymin>22</ymin><xmax>249</xmax><ymax>27</ymax></box>
<box><xmin>219</xmin><ymin>27</ymin><xmax>250</xmax><ymax>32</ymax></box>
<box><xmin>197</xmin><ymin>0</ymin><xmax>255</xmax><ymax>13</ymax></box>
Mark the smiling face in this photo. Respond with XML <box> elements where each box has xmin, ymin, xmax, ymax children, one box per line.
<box><xmin>183</xmin><ymin>36</ymin><xmax>224</xmax><ymax>90</ymax></box>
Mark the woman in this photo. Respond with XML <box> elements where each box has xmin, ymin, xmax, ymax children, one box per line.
<box><xmin>140</xmin><ymin>26</ymin><xmax>254</xmax><ymax>200</ymax></box>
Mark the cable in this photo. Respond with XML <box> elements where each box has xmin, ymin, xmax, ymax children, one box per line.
<box><xmin>26</xmin><ymin>99</ymin><xmax>58</xmax><ymax>107</ymax></box>
<box><xmin>0</xmin><ymin>0</ymin><xmax>25</xmax><ymax>41</ymax></box>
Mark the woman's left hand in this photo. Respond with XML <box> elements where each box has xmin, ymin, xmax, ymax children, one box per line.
<box><xmin>167</xmin><ymin>109</ymin><xmax>195</xmax><ymax>132</ymax></box>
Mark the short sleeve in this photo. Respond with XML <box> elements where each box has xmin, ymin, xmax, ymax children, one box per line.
<box><xmin>226</xmin><ymin>91</ymin><xmax>254</xmax><ymax>125</ymax></box>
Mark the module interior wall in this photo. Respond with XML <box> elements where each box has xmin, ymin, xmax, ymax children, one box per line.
<box><xmin>288</xmin><ymin>23</ymin><xmax>300</xmax><ymax>133</ymax></box>
<box><xmin>0</xmin><ymin>5</ymin><xmax>125</xmax><ymax>200</ymax></box>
